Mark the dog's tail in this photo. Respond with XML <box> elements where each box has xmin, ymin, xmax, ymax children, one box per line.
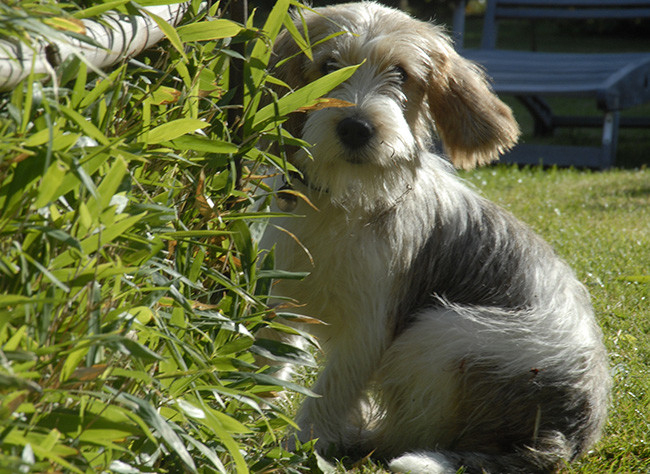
<box><xmin>388</xmin><ymin>442</ymin><xmax>572</xmax><ymax>474</ymax></box>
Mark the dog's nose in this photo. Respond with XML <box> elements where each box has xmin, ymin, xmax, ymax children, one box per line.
<box><xmin>336</xmin><ymin>117</ymin><xmax>375</xmax><ymax>149</ymax></box>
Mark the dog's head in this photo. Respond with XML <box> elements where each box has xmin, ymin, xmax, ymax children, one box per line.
<box><xmin>272</xmin><ymin>2</ymin><xmax>519</xmax><ymax>205</ymax></box>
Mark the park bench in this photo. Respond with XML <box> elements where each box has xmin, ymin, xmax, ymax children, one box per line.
<box><xmin>452</xmin><ymin>0</ymin><xmax>650</xmax><ymax>168</ymax></box>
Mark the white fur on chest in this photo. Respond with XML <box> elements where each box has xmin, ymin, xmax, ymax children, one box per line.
<box><xmin>266</xmin><ymin>194</ymin><xmax>397</xmax><ymax>344</ymax></box>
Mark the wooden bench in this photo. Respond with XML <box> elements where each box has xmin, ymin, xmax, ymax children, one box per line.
<box><xmin>453</xmin><ymin>0</ymin><xmax>650</xmax><ymax>168</ymax></box>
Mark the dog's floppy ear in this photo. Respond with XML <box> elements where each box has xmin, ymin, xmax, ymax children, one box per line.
<box><xmin>426</xmin><ymin>43</ymin><xmax>520</xmax><ymax>169</ymax></box>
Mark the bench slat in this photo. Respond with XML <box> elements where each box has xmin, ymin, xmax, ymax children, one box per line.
<box><xmin>499</xmin><ymin>144</ymin><xmax>612</xmax><ymax>168</ymax></box>
<box><xmin>496</xmin><ymin>7</ymin><xmax>650</xmax><ymax>20</ymax></box>
<box><xmin>496</xmin><ymin>0</ymin><xmax>650</xmax><ymax>7</ymax></box>
<box><xmin>464</xmin><ymin>50</ymin><xmax>650</xmax><ymax>108</ymax></box>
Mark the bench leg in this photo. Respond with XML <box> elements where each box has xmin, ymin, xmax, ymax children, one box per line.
<box><xmin>516</xmin><ymin>95</ymin><xmax>554</xmax><ymax>136</ymax></box>
<box><xmin>600</xmin><ymin>111</ymin><xmax>620</xmax><ymax>168</ymax></box>
<box><xmin>452</xmin><ymin>0</ymin><xmax>466</xmax><ymax>49</ymax></box>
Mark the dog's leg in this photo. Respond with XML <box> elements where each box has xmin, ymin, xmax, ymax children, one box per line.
<box><xmin>373</xmin><ymin>304</ymin><xmax>609</xmax><ymax>473</ymax></box>
<box><xmin>296</xmin><ymin>320</ymin><xmax>388</xmax><ymax>456</ymax></box>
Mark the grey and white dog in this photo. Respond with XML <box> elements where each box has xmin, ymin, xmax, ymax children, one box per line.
<box><xmin>262</xmin><ymin>3</ymin><xmax>610</xmax><ymax>472</ymax></box>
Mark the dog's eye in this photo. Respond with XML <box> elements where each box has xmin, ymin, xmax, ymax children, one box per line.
<box><xmin>321</xmin><ymin>58</ymin><xmax>339</xmax><ymax>76</ymax></box>
<box><xmin>392</xmin><ymin>65</ymin><xmax>408</xmax><ymax>83</ymax></box>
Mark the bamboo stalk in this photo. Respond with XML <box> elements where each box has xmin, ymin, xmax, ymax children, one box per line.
<box><xmin>227</xmin><ymin>0</ymin><xmax>248</xmax><ymax>190</ymax></box>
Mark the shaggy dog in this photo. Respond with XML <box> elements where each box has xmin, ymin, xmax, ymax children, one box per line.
<box><xmin>261</xmin><ymin>3</ymin><xmax>610</xmax><ymax>472</ymax></box>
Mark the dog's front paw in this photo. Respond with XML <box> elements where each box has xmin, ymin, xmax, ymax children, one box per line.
<box><xmin>388</xmin><ymin>452</ymin><xmax>456</xmax><ymax>474</ymax></box>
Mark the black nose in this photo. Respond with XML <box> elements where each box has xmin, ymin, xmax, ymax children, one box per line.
<box><xmin>336</xmin><ymin>117</ymin><xmax>375</xmax><ymax>149</ymax></box>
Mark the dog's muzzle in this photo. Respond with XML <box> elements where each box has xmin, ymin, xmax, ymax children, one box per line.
<box><xmin>336</xmin><ymin>116</ymin><xmax>375</xmax><ymax>150</ymax></box>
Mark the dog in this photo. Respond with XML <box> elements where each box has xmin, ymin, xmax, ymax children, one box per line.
<box><xmin>261</xmin><ymin>3</ymin><xmax>611</xmax><ymax>472</ymax></box>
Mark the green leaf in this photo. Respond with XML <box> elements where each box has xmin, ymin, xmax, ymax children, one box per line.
<box><xmin>255</xmin><ymin>247</ymin><xmax>275</xmax><ymax>297</ymax></box>
<box><xmin>0</xmin><ymin>375</ymin><xmax>41</xmax><ymax>393</ymax></box>
<box><xmin>257</xmin><ymin>269</ymin><xmax>310</xmax><ymax>280</ymax></box>
<box><xmin>160</xmin><ymin>230</ymin><xmax>232</xmax><ymax>239</ymax></box>
<box><xmin>176</xmin><ymin>399</ymin><xmax>205</xmax><ymax>419</ymax></box>
<box><xmin>50</xmin><ymin>262</ymin><xmax>138</xmax><ymax>288</ymax></box>
<box><xmin>20</xmin><ymin>63</ymin><xmax>35</xmax><ymax>134</ymax></box>
<box><xmin>33</xmin><ymin>162</ymin><xmax>68</xmax><ymax>209</ymax></box>
<box><xmin>73</xmin><ymin>1</ymin><xmax>129</xmax><ymax>19</ymax></box>
<box><xmin>110</xmin><ymin>367</ymin><xmax>155</xmax><ymax>384</ymax></box>
<box><xmin>183</xmin><ymin>436</ymin><xmax>228</xmax><ymax>474</ymax></box>
<box><xmin>70</xmin><ymin>61</ymin><xmax>88</xmax><ymax>108</ymax></box>
<box><xmin>78</xmin><ymin>201</ymin><xmax>93</xmax><ymax>229</ymax></box>
<box><xmin>50</xmin><ymin>151</ymin><xmax>111</xmax><ymax>201</ymax></box>
<box><xmin>22</xmin><ymin>125</ymin><xmax>78</xmax><ymax>149</ymax></box>
<box><xmin>233</xmin><ymin>372</ymin><xmax>319</xmax><ymax>398</ymax></box>
<box><xmin>177</xmin><ymin>19</ymin><xmax>244</xmax><ymax>42</ymax></box>
<box><xmin>143</xmin><ymin>119</ymin><xmax>209</xmax><ymax>144</ymax></box>
<box><xmin>88</xmin><ymin>156</ymin><xmax>128</xmax><ymax>216</ymax></box>
<box><xmin>116</xmin><ymin>392</ymin><xmax>197</xmax><ymax>473</ymax></box>
<box><xmin>282</xmin><ymin>13</ymin><xmax>312</xmax><ymax>61</ymax></box>
<box><xmin>59</xmin><ymin>104</ymin><xmax>110</xmax><ymax>146</ymax></box>
<box><xmin>0</xmin><ymin>295</ymin><xmax>45</xmax><ymax>308</ymax></box>
<box><xmin>194</xmin><ymin>404</ymin><xmax>250</xmax><ymax>474</ymax></box>
<box><xmin>172</xmin><ymin>134</ymin><xmax>238</xmax><ymax>154</ymax></box>
<box><xmin>249</xmin><ymin>0</ymin><xmax>290</xmax><ymax>88</ymax></box>
<box><xmin>253</xmin><ymin>64</ymin><xmax>360</xmax><ymax>130</ymax></box>
<box><xmin>230</xmin><ymin>220</ymin><xmax>255</xmax><ymax>279</ymax></box>
<box><xmin>3</xmin><ymin>430</ymin><xmax>81</xmax><ymax>472</ymax></box>
<box><xmin>60</xmin><ymin>346</ymin><xmax>89</xmax><ymax>382</ymax></box>
<box><xmin>207</xmin><ymin>406</ymin><xmax>252</xmax><ymax>434</ymax></box>
<box><xmin>117</xmin><ymin>338</ymin><xmax>165</xmax><ymax>363</ymax></box>
<box><xmin>251</xmin><ymin>338</ymin><xmax>317</xmax><ymax>367</ymax></box>
<box><xmin>38</xmin><ymin>406</ymin><xmax>142</xmax><ymax>443</ymax></box>
<box><xmin>34</xmin><ymin>227</ymin><xmax>82</xmax><ymax>252</ymax></box>
<box><xmin>3</xmin><ymin>326</ymin><xmax>27</xmax><ymax>351</ymax></box>
<box><xmin>79</xmin><ymin>68</ymin><xmax>122</xmax><ymax>109</ymax></box>
<box><xmin>145</xmin><ymin>9</ymin><xmax>188</xmax><ymax>62</ymax></box>
<box><xmin>51</xmin><ymin>212</ymin><xmax>145</xmax><ymax>269</ymax></box>
<box><xmin>188</xmin><ymin>247</ymin><xmax>205</xmax><ymax>283</ymax></box>
<box><xmin>19</xmin><ymin>251</ymin><xmax>70</xmax><ymax>293</ymax></box>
